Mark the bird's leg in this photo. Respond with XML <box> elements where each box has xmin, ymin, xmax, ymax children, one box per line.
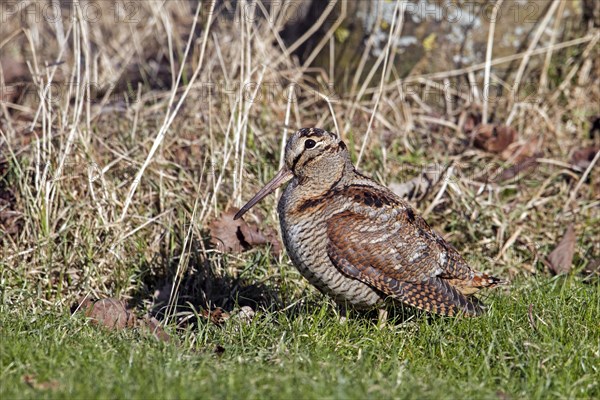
<box><xmin>377</xmin><ymin>308</ymin><xmax>388</xmax><ymax>328</ymax></box>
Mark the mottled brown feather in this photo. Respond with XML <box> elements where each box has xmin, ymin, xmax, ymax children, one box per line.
<box><xmin>239</xmin><ymin>127</ymin><xmax>503</xmax><ymax>316</ymax></box>
<box><xmin>325</xmin><ymin>186</ymin><xmax>495</xmax><ymax>316</ymax></box>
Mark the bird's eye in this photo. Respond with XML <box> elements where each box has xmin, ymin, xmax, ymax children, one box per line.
<box><xmin>305</xmin><ymin>139</ymin><xmax>316</xmax><ymax>149</ymax></box>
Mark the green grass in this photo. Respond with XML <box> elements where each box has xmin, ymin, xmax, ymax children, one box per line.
<box><xmin>1</xmin><ymin>3</ymin><xmax>598</xmax><ymax>400</ymax></box>
<box><xmin>1</xmin><ymin>277</ymin><xmax>598</xmax><ymax>400</ymax></box>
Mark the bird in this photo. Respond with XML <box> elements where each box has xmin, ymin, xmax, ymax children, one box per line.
<box><xmin>234</xmin><ymin>127</ymin><xmax>503</xmax><ymax>317</ymax></box>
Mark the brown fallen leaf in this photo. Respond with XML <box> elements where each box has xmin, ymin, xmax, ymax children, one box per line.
<box><xmin>22</xmin><ymin>374</ymin><xmax>60</xmax><ymax>390</ymax></box>
<box><xmin>209</xmin><ymin>208</ymin><xmax>282</xmax><ymax>254</ymax></box>
<box><xmin>208</xmin><ymin>209</ymin><xmax>248</xmax><ymax>253</ymax></box>
<box><xmin>81</xmin><ymin>298</ymin><xmax>136</xmax><ymax>330</ymax></box>
<box><xmin>239</xmin><ymin>223</ymin><xmax>282</xmax><ymax>255</ymax></box>
<box><xmin>139</xmin><ymin>315</ymin><xmax>171</xmax><ymax>342</ymax></box>
<box><xmin>501</xmin><ymin>136</ymin><xmax>542</xmax><ymax>162</ymax></box>
<box><xmin>546</xmin><ymin>224</ymin><xmax>576</xmax><ymax>275</ymax></box>
<box><xmin>473</xmin><ymin>124</ymin><xmax>517</xmax><ymax>154</ymax></box>
<box><xmin>201</xmin><ymin>307</ymin><xmax>230</xmax><ymax>326</ymax></box>
<box><xmin>75</xmin><ymin>297</ymin><xmax>171</xmax><ymax>340</ymax></box>
<box><xmin>570</xmin><ymin>146</ymin><xmax>599</xmax><ymax>171</ymax></box>
<box><xmin>462</xmin><ymin>111</ymin><xmax>481</xmax><ymax>135</ymax></box>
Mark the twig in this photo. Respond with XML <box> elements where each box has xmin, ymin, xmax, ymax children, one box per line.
<box><xmin>496</xmin><ymin>225</ymin><xmax>524</xmax><ymax>260</ymax></box>
<box><xmin>539</xmin><ymin>0</ymin><xmax>566</xmax><ymax>93</ymax></box>
<box><xmin>482</xmin><ymin>0</ymin><xmax>504</xmax><ymax>125</ymax></box>
<box><xmin>350</xmin><ymin>2</ymin><xmax>383</xmax><ymax>97</ymax></box>
<box><xmin>423</xmin><ymin>166</ymin><xmax>454</xmax><ymax>218</ymax></box>
<box><xmin>313</xmin><ymin>88</ymin><xmax>341</xmax><ymax>136</ymax></box>
<box><xmin>301</xmin><ymin>1</ymin><xmax>347</xmax><ymax>73</ymax></box>
<box><xmin>378</xmin><ymin>34</ymin><xmax>597</xmax><ymax>93</ymax></box>
<box><xmin>120</xmin><ymin>1</ymin><xmax>215</xmax><ymax>221</ymax></box>
<box><xmin>357</xmin><ymin>0</ymin><xmax>404</xmax><ymax>167</ymax></box>
<box><xmin>510</xmin><ymin>1</ymin><xmax>560</xmax><ymax>107</ymax></box>
<box><xmin>528</xmin><ymin>303</ymin><xmax>537</xmax><ymax>331</ymax></box>
<box><xmin>275</xmin><ymin>85</ymin><xmax>295</xmax><ymax>200</ymax></box>
<box><xmin>273</xmin><ymin>1</ymin><xmax>338</xmax><ymax>66</ymax></box>
<box><xmin>549</xmin><ymin>34</ymin><xmax>600</xmax><ymax>104</ymax></box>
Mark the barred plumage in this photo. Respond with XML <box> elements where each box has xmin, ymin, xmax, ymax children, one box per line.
<box><xmin>235</xmin><ymin>128</ymin><xmax>503</xmax><ymax>317</ymax></box>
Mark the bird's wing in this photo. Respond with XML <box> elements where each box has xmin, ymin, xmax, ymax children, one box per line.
<box><xmin>325</xmin><ymin>186</ymin><xmax>483</xmax><ymax>316</ymax></box>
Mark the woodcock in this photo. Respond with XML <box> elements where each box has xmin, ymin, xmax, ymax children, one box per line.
<box><xmin>234</xmin><ymin>128</ymin><xmax>503</xmax><ymax>316</ymax></box>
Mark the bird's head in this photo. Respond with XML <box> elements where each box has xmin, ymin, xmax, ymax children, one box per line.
<box><xmin>284</xmin><ymin>127</ymin><xmax>349</xmax><ymax>178</ymax></box>
<box><xmin>234</xmin><ymin>127</ymin><xmax>350</xmax><ymax>219</ymax></box>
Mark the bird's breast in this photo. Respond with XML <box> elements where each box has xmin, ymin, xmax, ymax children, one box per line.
<box><xmin>277</xmin><ymin>185</ymin><xmax>383</xmax><ymax>308</ymax></box>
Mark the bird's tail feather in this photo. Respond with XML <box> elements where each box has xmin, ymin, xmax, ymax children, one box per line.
<box><xmin>450</xmin><ymin>272</ymin><xmax>506</xmax><ymax>295</ymax></box>
<box><xmin>399</xmin><ymin>278</ymin><xmax>485</xmax><ymax>317</ymax></box>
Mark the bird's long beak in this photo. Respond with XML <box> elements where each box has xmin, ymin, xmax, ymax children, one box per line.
<box><xmin>233</xmin><ymin>168</ymin><xmax>293</xmax><ymax>220</ymax></box>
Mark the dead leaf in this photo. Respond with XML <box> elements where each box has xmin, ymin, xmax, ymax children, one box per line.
<box><xmin>546</xmin><ymin>224</ymin><xmax>576</xmax><ymax>275</ymax></box>
<box><xmin>462</xmin><ymin>112</ymin><xmax>481</xmax><ymax>135</ymax></box>
<box><xmin>22</xmin><ymin>374</ymin><xmax>60</xmax><ymax>390</ymax></box>
<box><xmin>209</xmin><ymin>208</ymin><xmax>282</xmax><ymax>254</ymax></box>
<box><xmin>570</xmin><ymin>146</ymin><xmax>599</xmax><ymax>170</ymax></box>
<box><xmin>527</xmin><ymin>303</ymin><xmax>537</xmax><ymax>331</ymax></box>
<box><xmin>81</xmin><ymin>298</ymin><xmax>136</xmax><ymax>330</ymax></box>
<box><xmin>239</xmin><ymin>224</ymin><xmax>282</xmax><ymax>255</ymax></box>
<box><xmin>501</xmin><ymin>136</ymin><xmax>542</xmax><ymax>162</ymax></box>
<box><xmin>201</xmin><ymin>307</ymin><xmax>230</xmax><ymax>326</ymax></box>
<box><xmin>209</xmin><ymin>209</ymin><xmax>247</xmax><ymax>252</ymax></box>
<box><xmin>473</xmin><ymin>124</ymin><xmax>517</xmax><ymax>154</ymax></box>
<box><xmin>139</xmin><ymin>316</ymin><xmax>171</xmax><ymax>342</ymax></box>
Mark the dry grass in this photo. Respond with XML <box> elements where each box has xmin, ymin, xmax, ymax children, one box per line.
<box><xmin>1</xmin><ymin>0</ymin><xmax>598</xmax><ymax>320</ymax></box>
<box><xmin>1</xmin><ymin>2</ymin><xmax>599</xmax><ymax>398</ymax></box>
